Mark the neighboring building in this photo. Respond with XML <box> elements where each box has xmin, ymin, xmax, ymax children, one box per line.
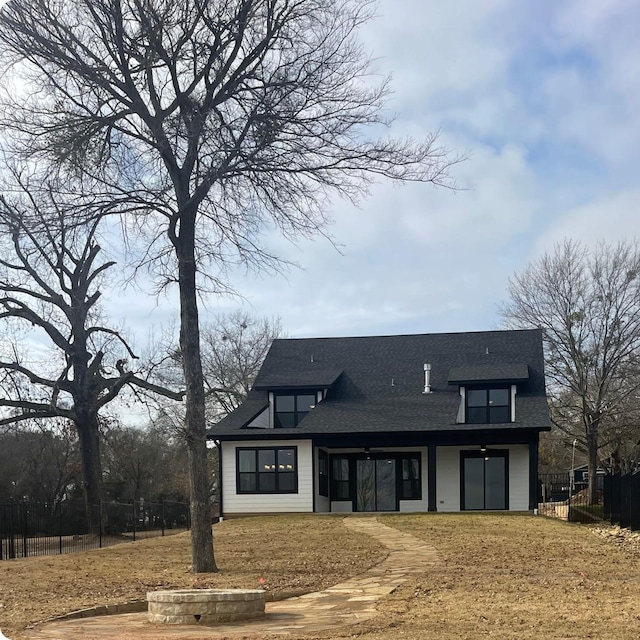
<box><xmin>572</xmin><ymin>464</ymin><xmax>605</xmax><ymax>492</ymax></box>
<box><xmin>207</xmin><ymin>329</ymin><xmax>551</xmax><ymax>516</ymax></box>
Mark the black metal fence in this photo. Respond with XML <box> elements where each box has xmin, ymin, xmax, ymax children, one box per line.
<box><xmin>603</xmin><ymin>471</ymin><xmax>640</xmax><ymax>531</ymax></box>
<box><xmin>0</xmin><ymin>499</ymin><xmax>189</xmax><ymax>560</ymax></box>
<box><xmin>538</xmin><ymin>473</ymin><xmax>604</xmax><ymax>523</ymax></box>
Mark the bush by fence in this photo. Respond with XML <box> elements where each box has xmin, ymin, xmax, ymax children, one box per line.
<box><xmin>0</xmin><ymin>498</ymin><xmax>189</xmax><ymax>560</ymax></box>
<box><xmin>603</xmin><ymin>471</ymin><xmax>640</xmax><ymax>531</ymax></box>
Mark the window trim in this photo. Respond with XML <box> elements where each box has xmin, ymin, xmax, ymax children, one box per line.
<box><xmin>236</xmin><ymin>447</ymin><xmax>298</xmax><ymax>494</ymax></box>
<box><xmin>465</xmin><ymin>385</ymin><xmax>512</xmax><ymax>424</ymax></box>
<box><xmin>274</xmin><ymin>391</ymin><xmax>317</xmax><ymax>428</ymax></box>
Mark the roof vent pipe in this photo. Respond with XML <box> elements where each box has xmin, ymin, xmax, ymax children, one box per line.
<box><xmin>423</xmin><ymin>363</ymin><xmax>432</xmax><ymax>394</ymax></box>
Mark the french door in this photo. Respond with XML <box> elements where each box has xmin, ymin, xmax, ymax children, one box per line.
<box><xmin>356</xmin><ymin>458</ymin><xmax>397</xmax><ymax>511</ymax></box>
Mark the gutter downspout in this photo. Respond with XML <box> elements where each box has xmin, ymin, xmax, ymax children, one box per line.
<box><xmin>216</xmin><ymin>441</ymin><xmax>223</xmax><ymax>521</ymax></box>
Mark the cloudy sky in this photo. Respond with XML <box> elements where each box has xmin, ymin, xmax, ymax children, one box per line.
<box><xmin>118</xmin><ymin>0</ymin><xmax>640</xmax><ymax>343</ymax></box>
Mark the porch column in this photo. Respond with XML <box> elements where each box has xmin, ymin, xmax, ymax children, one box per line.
<box><xmin>428</xmin><ymin>445</ymin><xmax>437</xmax><ymax>512</ymax></box>
<box><xmin>529</xmin><ymin>436</ymin><xmax>539</xmax><ymax>510</ymax></box>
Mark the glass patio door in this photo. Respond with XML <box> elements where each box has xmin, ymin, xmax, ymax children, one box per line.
<box><xmin>356</xmin><ymin>458</ymin><xmax>396</xmax><ymax>511</ymax></box>
<box><xmin>462</xmin><ymin>452</ymin><xmax>508</xmax><ymax>510</ymax></box>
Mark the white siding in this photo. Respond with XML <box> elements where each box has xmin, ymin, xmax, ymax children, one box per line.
<box><xmin>221</xmin><ymin>440</ymin><xmax>313</xmax><ymax>514</ymax></box>
<box><xmin>508</xmin><ymin>444</ymin><xmax>530</xmax><ymax>510</ymax></box>
<box><xmin>436</xmin><ymin>446</ymin><xmax>461</xmax><ymax>512</ymax></box>
<box><xmin>436</xmin><ymin>444</ymin><xmax>530</xmax><ymax>512</ymax></box>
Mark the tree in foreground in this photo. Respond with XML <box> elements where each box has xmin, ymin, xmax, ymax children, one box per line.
<box><xmin>0</xmin><ymin>0</ymin><xmax>460</xmax><ymax>571</ymax></box>
<box><xmin>149</xmin><ymin>312</ymin><xmax>281</xmax><ymax>507</ymax></box>
<box><xmin>501</xmin><ymin>240</ymin><xmax>640</xmax><ymax>503</ymax></box>
<box><xmin>0</xmin><ymin>192</ymin><xmax>183</xmax><ymax>520</ymax></box>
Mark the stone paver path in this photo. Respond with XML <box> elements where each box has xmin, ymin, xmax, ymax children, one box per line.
<box><xmin>24</xmin><ymin>516</ymin><xmax>440</xmax><ymax>640</ymax></box>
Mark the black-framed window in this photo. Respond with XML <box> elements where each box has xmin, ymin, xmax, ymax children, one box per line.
<box><xmin>331</xmin><ymin>456</ymin><xmax>350</xmax><ymax>500</ymax></box>
<box><xmin>274</xmin><ymin>393</ymin><xmax>316</xmax><ymax>427</ymax></box>
<box><xmin>236</xmin><ymin>447</ymin><xmax>297</xmax><ymax>494</ymax></box>
<box><xmin>400</xmin><ymin>455</ymin><xmax>421</xmax><ymax>500</ymax></box>
<box><xmin>318</xmin><ymin>449</ymin><xmax>329</xmax><ymax>497</ymax></box>
<box><xmin>466</xmin><ymin>387</ymin><xmax>511</xmax><ymax>424</ymax></box>
<box><xmin>460</xmin><ymin>450</ymin><xmax>509</xmax><ymax>510</ymax></box>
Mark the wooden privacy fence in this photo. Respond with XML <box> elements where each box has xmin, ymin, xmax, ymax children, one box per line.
<box><xmin>0</xmin><ymin>498</ymin><xmax>189</xmax><ymax>559</ymax></box>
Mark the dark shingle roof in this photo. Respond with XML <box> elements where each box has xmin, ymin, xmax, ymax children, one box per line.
<box><xmin>448</xmin><ymin>363</ymin><xmax>529</xmax><ymax>384</ymax></box>
<box><xmin>253</xmin><ymin>368</ymin><xmax>343</xmax><ymax>390</ymax></box>
<box><xmin>208</xmin><ymin>328</ymin><xmax>550</xmax><ymax>438</ymax></box>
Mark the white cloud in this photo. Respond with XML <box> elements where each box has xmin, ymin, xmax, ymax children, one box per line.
<box><xmin>209</xmin><ymin>0</ymin><xmax>640</xmax><ymax>338</ymax></box>
<box><xmin>532</xmin><ymin>190</ymin><xmax>640</xmax><ymax>256</ymax></box>
<box><xmin>46</xmin><ymin>0</ymin><xmax>640</xmax><ymax>344</ymax></box>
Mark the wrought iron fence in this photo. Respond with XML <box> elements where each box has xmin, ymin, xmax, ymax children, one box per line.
<box><xmin>0</xmin><ymin>498</ymin><xmax>189</xmax><ymax>560</ymax></box>
<box><xmin>603</xmin><ymin>471</ymin><xmax>640</xmax><ymax>531</ymax></box>
<box><xmin>538</xmin><ymin>473</ymin><xmax>604</xmax><ymax>523</ymax></box>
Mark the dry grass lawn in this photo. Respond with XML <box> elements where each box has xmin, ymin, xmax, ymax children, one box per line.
<box><xmin>0</xmin><ymin>515</ymin><xmax>384</xmax><ymax>639</ymax></box>
<box><xmin>2</xmin><ymin>512</ymin><xmax>640</xmax><ymax>640</ymax></box>
<box><xmin>329</xmin><ymin>513</ymin><xmax>640</xmax><ymax>640</ymax></box>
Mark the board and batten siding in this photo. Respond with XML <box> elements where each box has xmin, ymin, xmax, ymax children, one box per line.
<box><xmin>221</xmin><ymin>440</ymin><xmax>313</xmax><ymax>514</ymax></box>
<box><xmin>436</xmin><ymin>444</ymin><xmax>530</xmax><ymax>512</ymax></box>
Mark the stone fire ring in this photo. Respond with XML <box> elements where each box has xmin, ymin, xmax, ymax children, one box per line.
<box><xmin>147</xmin><ymin>589</ymin><xmax>266</xmax><ymax>625</ymax></box>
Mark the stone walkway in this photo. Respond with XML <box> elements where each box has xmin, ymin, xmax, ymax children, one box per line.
<box><xmin>24</xmin><ymin>516</ymin><xmax>440</xmax><ymax>640</ymax></box>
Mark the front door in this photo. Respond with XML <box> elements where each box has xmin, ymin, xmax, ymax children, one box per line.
<box><xmin>356</xmin><ymin>458</ymin><xmax>397</xmax><ymax>511</ymax></box>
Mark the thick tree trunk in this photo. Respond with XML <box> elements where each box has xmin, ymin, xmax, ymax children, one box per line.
<box><xmin>76</xmin><ymin>413</ymin><xmax>104</xmax><ymax>533</ymax></box>
<box><xmin>177</xmin><ymin>215</ymin><xmax>217</xmax><ymax>573</ymax></box>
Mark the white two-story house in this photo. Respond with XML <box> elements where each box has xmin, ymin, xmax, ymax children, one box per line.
<box><xmin>207</xmin><ymin>329</ymin><xmax>551</xmax><ymax>516</ymax></box>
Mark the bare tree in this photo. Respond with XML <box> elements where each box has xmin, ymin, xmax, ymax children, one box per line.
<box><xmin>0</xmin><ymin>192</ymin><xmax>183</xmax><ymax>520</ymax></box>
<box><xmin>0</xmin><ymin>0</ymin><xmax>460</xmax><ymax>571</ymax></box>
<box><xmin>501</xmin><ymin>240</ymin><xmax>640</xmax><ymax>503</ymax></box>
<box><xmin>201</xmin><ymin>312</ymin><xmax>281</xmax><ymax>421</ymax></box>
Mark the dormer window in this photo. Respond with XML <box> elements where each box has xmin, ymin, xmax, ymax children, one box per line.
<box><xmin>466</xmin><ymin>388</ymin><xmax>510</xmax><ymax>424</ymax></box>
<box><xmin>274</xmin><ymin>392</ymin><xmax>316</xmax><ymax>427</ymax></box>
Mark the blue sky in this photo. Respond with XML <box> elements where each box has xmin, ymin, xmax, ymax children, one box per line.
<box><xmin>115</xmin><ymin>0</ymin><xmax>640</xmax><ymax>343</ymax></box>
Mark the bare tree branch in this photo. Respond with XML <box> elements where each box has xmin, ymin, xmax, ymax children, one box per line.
<box><xmin>0</xmin><ymin>0</ymin><xmax>462</xmax><ymax>572</ymax></box>
<box><xmin>0</xmin><ymin>187</ymin><xmax>184</xmax><ymax>517</ymax></box>
<box><xmin>501</xmin><ymin>239</ymin><xmax>640</xmax><ymax>500</ymax></box>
